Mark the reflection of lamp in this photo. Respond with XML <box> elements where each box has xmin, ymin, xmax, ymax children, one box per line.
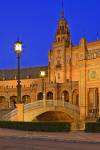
<box><xmin>14</xmin><ymin>40</ymin><xmax>23</xmax><ymax>103</ymax></box>
<box><xmin>40</xmin><ymin>71</ymin><xmax>46</xmax><ymax>100</ymax></box>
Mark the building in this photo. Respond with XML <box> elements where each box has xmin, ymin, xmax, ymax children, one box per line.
<box><xmin>0</xmin><ymin>7</ymin><xmax>100</xmax><ymax>124</ymax></box>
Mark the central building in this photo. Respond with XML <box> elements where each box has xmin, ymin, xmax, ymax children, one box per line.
<box><xmin>0</xmin><ymin>7</ymin><xmax>100</xmax><ymax>124</ymax></box>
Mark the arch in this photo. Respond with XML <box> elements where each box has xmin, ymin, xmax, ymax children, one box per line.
<box><xmin>47</xmin><ymin>91</ymin><xmax>53</xmax><ymax>100</ymax></box>
<box><xmin>72</xmin><ymin>89</ymin><xmax>79</xmax><ymax>106</ymax></box>
<box><xmin>37</xmin><ymin>92</ymin><xmax>43</xmax><ymax>100</ymax></box>
<box><xmin>35</xmin><ymin>111</ymin><xmax>73</xmax><ymax>122</ymax></box>
<box><xmin>10</xmin><ymin>96</ymin><xmax>17</xmax><ymax>108</ymax></box>
<box><xmin>4</xmin><ymin>100</ymin><xmax>80</xmax><ymax>122</ymax></box>
<box><xmin>22</xmin><ymin>95</ymin><xmax>31</xmax><ymax>104</ymax></box>
<box><xmin>0</xmin><ymin>96</ymin><xmax>6</xmax><ymax>103</ymax></box>
<box><xmin>62</xmin><ymin>91</ymin><xmax>69</xmax><ymax>102</ymax></box>
<box><xmin>0</xmin><ymin>96</ymin><xmax>8</xmax><ymax>109</ymax></box>
<box><xmin>88</xmin><ymin>88</ymin><xmax>99</xmax><ymax>117</ymax></box>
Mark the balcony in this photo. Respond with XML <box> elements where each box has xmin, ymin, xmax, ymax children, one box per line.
<box><xmin>56</xmin><ymin>64</ymin><xmax>62</xmax><ymax>69</ymax></box>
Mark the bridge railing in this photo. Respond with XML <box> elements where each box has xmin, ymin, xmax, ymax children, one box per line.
<box><xmin>3</xmin><ymin>100</ymin><xmax>80</xmax><ymax>121</ymax></box>
<box><xmin>3</xmin><ymin>109</ymin><xmax>17</xmax><ymax>121</ymax></box>
<box><xmin>24</xmin><ymin>100</ymin><xmax>80</xmax><ymax>115</ymax></box>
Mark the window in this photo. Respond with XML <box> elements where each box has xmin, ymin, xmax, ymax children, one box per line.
<box><xmin>58</xmin><ymin>73</ymin><xmax>60</xmax><ymax>79</ymax></box>
<box><xmin>62</xmin><ymin>26</ymin><xmax>64</xmax><ymax>30</ymax></box>
<box><xmin>60</xmin><ymin>26</ymin><xmax>62</xmax><ymax>30</ymax></box>
<box><xmin>58</xmin><ymin>38</ymin><xmax>60</xmax><ymax>42</ymax></box>
<box><xmin>57</xmin><ymin>60</ymin><xmax>60</xmax><ymax>64</ymax></box>
<box><xmin>63</xmin><ymin>36</ymin><xmax>65</xmax><ymax>39</ymax></box>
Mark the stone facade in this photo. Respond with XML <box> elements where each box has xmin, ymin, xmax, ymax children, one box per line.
<box><xmin>0</xmin><ymin>9</ymin><xmax>100</xmax><ymax>123</ymax></box>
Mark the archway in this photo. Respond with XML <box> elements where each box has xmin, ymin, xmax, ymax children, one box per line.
<box><xmin>0</xmin><ymin>96</ymin><xmax>8</xmax><ymax>109</ymax></box>
<box><xmin>37</xmin><ymin>92</ymin><xmax>43</xmax><ymax>100</ymax></box>
<box><xmin>22</xmin><ymin>95</ymin><xmax>31</xmax><ymax>104</ymax></box>
<box><xmin>0</xmin><ymin>96</ymin><xmax>6</xmax><ymax>103</ymax></box>
<box><xmin>35</xmin><ymin>111</ymin><xmax>73</xmax><ymax>122</ymax></box>
<box><xmin>62</xmin><ymin>91</ymin><xmax>69</xmax><ymax>102</ymax></box>
<box><xmin>72</xmin><ymin>89</ymin><xmax>79</xmax><ymax>106</ymax></box>
<box><xmin>10</xmin><ymin>96</ymin><xmax>17</xmax><ymax>108</ymax></box>
<box><xmin>88</xmin><ymin>88</ymin><xmax>99</xmax><ymax>117</ymax></box>
<box><xmin>47</xmin><ymin>91</ymin><xmax>53</xmax><ymax>100</ymax></box>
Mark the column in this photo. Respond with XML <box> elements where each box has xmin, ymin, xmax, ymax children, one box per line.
<box><xmin>98</xmin><ymin>88</ymin><xmax>100</xmax><ymax>116</ymax></box>
<box><xmin>16</xmin><ymin>104</ymin><xmax>24</xmax><ymax>121</ymax></box>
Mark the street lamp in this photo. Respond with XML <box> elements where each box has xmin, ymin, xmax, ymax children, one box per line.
<box><xmin>14</xmin><ymin>40</ymin><xmax>23</xmax><ymax>103</ymax></box>
<box><xmin>40</xmin><ymin>71</ymin><xmax>46</xmax><ymax>100</ymax></box>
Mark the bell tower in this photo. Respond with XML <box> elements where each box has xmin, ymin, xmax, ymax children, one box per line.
<box><xmin>55</xmin><ymin>2</ymin><xmax>70</xmax><ymax>46</ymax></box>
<box><xmin>48</xmin><ymin>1</ymin><xmax>71</xmax><ymax>83</ymax></box>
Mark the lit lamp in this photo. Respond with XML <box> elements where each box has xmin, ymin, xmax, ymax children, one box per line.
<box><xmin>40</xmin><ymin>71</ymin><xmax>46</xmax><ymax>101</ymax></box>
<box><xmin>14</xmin><ymin>40</ymin><xmax>23</xmax><ymax>103</ymax></box>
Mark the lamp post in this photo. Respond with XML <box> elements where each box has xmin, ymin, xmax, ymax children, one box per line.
<box><xmin>40</xmin><ymin>71</ymin><xmax>46</xmax><ymax>102</ymax></box>
<box><xmin>14</xmin><ymin>40</ymin><xmax>23</xmax><ymax>103</ymax></box>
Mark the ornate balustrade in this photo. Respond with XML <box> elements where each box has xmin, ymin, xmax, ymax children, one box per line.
<box><xmin>3</xmin><ymin>109</ymin><xmax>17</xmax><ymax>120</ymax></box>
<box><xmin>3</xmin><ymin>100</ymin><xmax>80</xmax><ymax>121</ymax></box>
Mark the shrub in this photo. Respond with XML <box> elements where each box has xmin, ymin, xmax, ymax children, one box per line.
<box><xmin>96</xmin><ymin>117</ymin><xmax>100</xmax><ymax>122</ymax></box>
<box><xmin>85</xmin><ymin>122</ymin><xmax>100</xmax><ymax>132</ymax></box>
<box><xmin>0</xmin><ymin>121</ymin><xmax>70</xmax><ymax>132</ymax></box>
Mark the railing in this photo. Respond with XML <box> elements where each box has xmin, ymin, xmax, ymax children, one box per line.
<box><xmin>24</xmin><ymin>100</ymin><xmax>80</xmax><ymax>118</ymax></box>
<box><xmin>3</xmin><ymin>100</ymin><xmax>80</xmax><ymax>121</ymax></box>
<box><xmin>3</xmin><ymin>109</ymin><xmax>17</xmax><ymax>121</ymax></box>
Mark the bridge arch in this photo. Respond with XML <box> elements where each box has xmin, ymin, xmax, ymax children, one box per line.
<box><xmin>35</xmin><ymin>111</ymin><xmax>73</xmax><ymax>122</ymax></box>
<box><xmin>3</xmin><ymin>100</ymin><xmax>80</xmax><ymax>122</ymax></box>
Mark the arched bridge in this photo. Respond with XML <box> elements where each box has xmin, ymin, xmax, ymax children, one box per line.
<box><xmin>3</xmin><ymin>100</ymin><xmax>80</xmax><ymax>122</ymax></box>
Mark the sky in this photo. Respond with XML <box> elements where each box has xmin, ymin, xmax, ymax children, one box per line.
<box><xmin>0</xmin><ymin>0</ymin><xmax>100</xmax><ymax>69</ymax></box>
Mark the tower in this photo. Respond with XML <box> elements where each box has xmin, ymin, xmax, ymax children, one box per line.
<box><xmin>55</xmin><ymin>1</ymin><xmax>70</xmax><ymax>46</ymax></box>
<box><xmin>48</xmin><ymin>2</ymin><xmax>71</xmax><ymax>83</ymax></box>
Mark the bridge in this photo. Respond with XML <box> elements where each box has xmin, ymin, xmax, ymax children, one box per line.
<box><xmin>3</xmin><ymin>100</ymin><xmax>80</xmax><ymax>122</ymax></box>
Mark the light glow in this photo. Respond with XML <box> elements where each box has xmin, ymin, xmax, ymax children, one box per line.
<box><xmin>14</xmin><ymin>41</ymin><xmax>22</xmax><ymax>54</ymax></box>
<box><xmin>40</xmin><ymin>71</ymin><xmax>46</xmax><ymax>77</ymax></box>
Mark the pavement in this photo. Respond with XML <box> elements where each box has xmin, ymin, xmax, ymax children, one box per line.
<box><xmin>0</xmin><ymin>128</ymin><xmax>100</xmax><ymax>143</ymax></box>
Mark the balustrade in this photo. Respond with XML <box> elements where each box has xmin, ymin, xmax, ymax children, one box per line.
<box><xmin>3</xmin><ymin>100</ymin><xmax>80</xmax><ymax>121</ymax></box>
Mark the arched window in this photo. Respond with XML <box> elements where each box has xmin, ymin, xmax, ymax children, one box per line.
<box><xmin>37</xmin><ymin>92</ymin><xmax>43</xmax><ymax>100</ymax></box>
<box><xmin>10</xmin><ymin>96</ymin><xmax>17</xmax><ymax>108</ymax></box>
<box><xmin>88</xmin><ymin>88</ymin><xmax>99</xmax><ymax>110</ymax></box>
<box><xmin>22</xmin><ymin>95</ymin><xmax>31</xmax><ymax>104</ymax></box>
<box><xmin>0</xmin><ymin>96</ymin><xmax>6</xmax><ymax>103</ymax></box>
<box><xmin>62</xmin><ymin>91</ymin><xmax>69</xmax><ymax>102</ymax></box>
<box><xmin>62</xmin><ymin>26</ymin><xmax>64</xmax><ymax>30</ymax></box>
<box><xmin>57</xmin><ymin>73</ymin><xmax>60</xmax><ymax>79</ymax></box>
<box><xmin>58</xmin><ymin>38</ymin><xmax>60</xmax><ymax>42</ymax></box>
<box><xmin>72</xmin><ymin>89</ymin><xmax>79</xmax><ymax>106</ymax></box>
<box><xmin>47</xmin><ymin>92</ymin><xmax>53</xmax><ymax>100</ymax></box>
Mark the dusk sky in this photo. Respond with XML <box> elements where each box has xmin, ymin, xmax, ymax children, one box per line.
<box><xmin>0</xmin><ymin>0</ymin><xmax>100</xmax><ymax>69</ymax></box>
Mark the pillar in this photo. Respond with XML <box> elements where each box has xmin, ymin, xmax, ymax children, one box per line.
<box><xmin>79</xmin><ymin>38</ymin><xmax>87</xmax><ymax>121</ymax></box>
<box><xmin>98</xmin><ymin>88</ymin><xmax>100</xmax><ymax>116</ymax></box>
<box><xmin>16</xmin><ymin>104</ymin><xmax>24</xmax><ymax>121</ymax></box>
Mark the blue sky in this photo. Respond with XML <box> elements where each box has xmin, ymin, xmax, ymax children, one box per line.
<box><xmin>0</xmin><ymin>0</ymin><xmax>100</xmax><ymax>69</ymax></box>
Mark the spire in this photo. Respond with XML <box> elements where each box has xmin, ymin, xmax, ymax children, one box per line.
<box><xmin>61</xmin><ymin>0</ymin><xmax>64</xmax><ymax>18</ymax></box>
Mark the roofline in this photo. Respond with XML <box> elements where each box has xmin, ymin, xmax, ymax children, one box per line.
<box><xmin>0</xmin><ymin>65</ymin><xmax>48</xmax><ymax>71</ymax></box>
